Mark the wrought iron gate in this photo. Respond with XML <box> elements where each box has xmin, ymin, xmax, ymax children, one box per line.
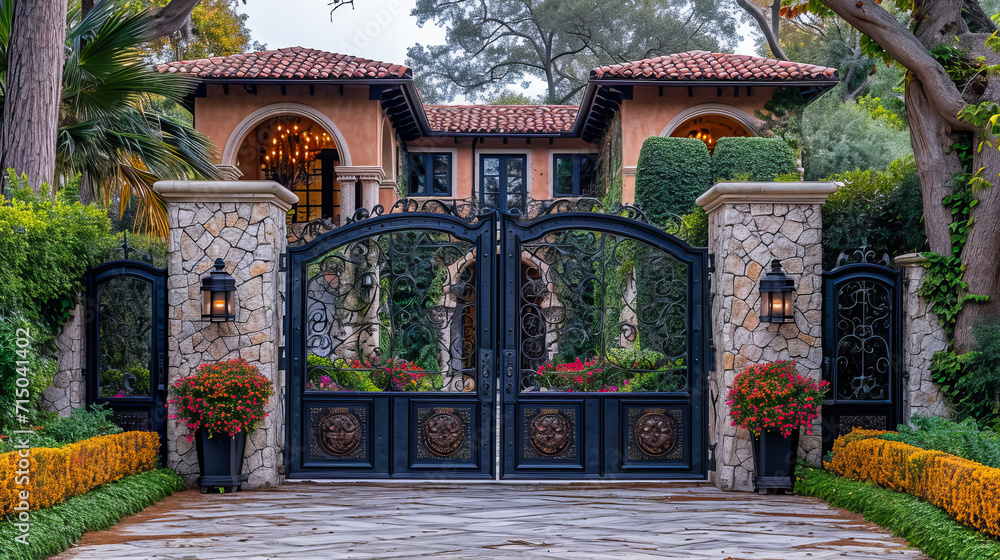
<box><xmin>85</xmin><ymin>253</ymin><xmax>168</xmax><ymax>459</ymax></box>
<box><xmin>821</xmin><ymin>255</ymin><xmax>903</xmax><ymax>455</ymax></box>
<box><xmin>285</xmin><ymin>200</ymin><xmax>709</xmax><ymax>479</ymax></box>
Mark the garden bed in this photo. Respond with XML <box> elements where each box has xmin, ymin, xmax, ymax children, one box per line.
<box><xmin>0</xmin><ymin>469</ymin><xmax>186</xmax><ymax>560</ymax></box>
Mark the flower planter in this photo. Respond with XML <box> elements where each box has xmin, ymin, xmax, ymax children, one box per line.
<box><xmin>751</xmin><ymin>429</ymin><xmax>799</xmax><ymax>494</ymax></box>
<box><xmin>195</xmin><ymin>429</ymin><xmax>247</xmax><ymax>493</ymax></box>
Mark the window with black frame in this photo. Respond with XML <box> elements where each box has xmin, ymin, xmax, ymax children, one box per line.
<box><xmin>408</xmin><ymin>152</ymin><xmax>452</xmax><ymax>196</ymax></box>
<box><xmin>553</xmin><ymin>154</ymin><xmax>598</xmax><ymax>197</ymax></box>
<box><xmin>480</xmin><ymin>154</ymin><xmax>526</xmax><ymax>212</ymax></box>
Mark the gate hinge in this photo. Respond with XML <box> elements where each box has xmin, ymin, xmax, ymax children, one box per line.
<box><xmin>707</xmin><ymin>253</ymin><xmax>716</xmax><ymax>274</ymax></box>
<box><xmin>279</xmin><ymin>254</ymin><xmax>287</xmax><ymax>272</ymax></box>
<box><xmin>278</xmin><ymin>346</ymin><xmax>286</xmax><ymax>372</ymax></box>
<box><xmin>707</xmin><ymin>344</ymin><xmax>716</xmax><ymax>372</ymax></box>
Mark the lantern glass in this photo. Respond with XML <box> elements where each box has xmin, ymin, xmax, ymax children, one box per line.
<box><xmin>759</xmin><ymin>259</ymin><xmax>795</xmax><ymax>323</ymax></box>
<box><xmin>200</xmin><ymin>258</ymin><xmax>236</xmax><ymax>322</ymax></box>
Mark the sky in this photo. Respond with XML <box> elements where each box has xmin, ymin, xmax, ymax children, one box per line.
<box><xmin>239</xmin><ymin>0</ymin><xmax>759</xmax><ymax>100</ymax></box>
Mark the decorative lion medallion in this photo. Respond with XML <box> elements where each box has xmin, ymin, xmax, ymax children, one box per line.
<box><xmin>529</xmin><ymin>411</ymin><xmax>571</xmax><ymax>457</ymax></box>
<box><xmin>424</xmin><ymin>410</ymin><xmax>466</xmax><ymax>457</ymax></box>
<box><xmin>317</xmin><ymin>410</ymin><xmax>362</xmax><ymax>456</ymax></box>
<box><xmin>635</xmin><ymin>412</ymin><xmax>677</xmax><ymax>457</ymax></box>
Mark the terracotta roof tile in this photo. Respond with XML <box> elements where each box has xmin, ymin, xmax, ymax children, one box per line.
<box><xmin>424</xmin><ymin>105</ymin><xmax>578</xmax><ymax>134</ymax></box>
<box><xmin>155</xmin><ymin>47</ymin><xmax>410</xmax><ymax>80</ymax></box>
<box><xmin>591</xmin><ymin>51</ymin><xmax>838</xmax><ymax>82</ymax></box>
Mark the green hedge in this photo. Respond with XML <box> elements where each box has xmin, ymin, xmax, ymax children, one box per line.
<box><xmin>796</xmin><ymin>466</ymin><xmax>1000</xmax><ymax>560</ymax></box>
<box><xmin>634</xmin><ymin>137</ymin><xmax>712</xmax><ymax>225</ymax></box>
<box><xmin>712</xmin><ymin>137</ymin><xmax>798</xmax><ymax>182</ymax></box>
<box><xmin>0</xmin><ymin>469</ymin><xmax>186</xmax><ymax>560</ymax></box>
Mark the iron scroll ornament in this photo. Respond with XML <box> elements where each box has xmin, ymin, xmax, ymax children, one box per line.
<box><xmin>834</xmin><ymin>279</ymin><xmax>892</xmax><ymax>400</ymax></box>
<box><xmin>303</xmin><ymin>228</ymin><xmax>479</xmax><ymax>392</ymax></box>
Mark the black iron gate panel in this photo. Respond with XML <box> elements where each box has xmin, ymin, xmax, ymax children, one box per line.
<box><xmin>286</xmin><ymin>211</ymin><xmax>496</xmax><ymax>478</ymax></box>
<box><xmin>821</xmin><ymin>262</ymin><xmax>903</xmax><ymax>455</ymax></box>
<box><xmin>86</xmin><ymin>260</ymin><xmax>168</xmax><ymax>459</ymax></box>
<box><xmin>499</xmin><ymin>212</ymin><xmax>709</xmax><ymax>478</ymax></box>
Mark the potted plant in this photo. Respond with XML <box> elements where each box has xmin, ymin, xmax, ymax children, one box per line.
<box><xmin>727</xmin><ymin>360</ymin><xmax>828</xmax><ymax>494</ymax></box>
<box><xmin>169</xmin><ymin>359</ymin><xmax>274</xmax><ymax>493</ymax></box>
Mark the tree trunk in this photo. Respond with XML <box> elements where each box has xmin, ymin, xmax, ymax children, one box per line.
<box><xmin>0</xmin><ymin>0</ymin><xmax>67</xmax><ymax>193</ymax></box>
<box><xmin>956</xmin><ymin>134</ymin><xmax>1000</xmax><ymax>351</ymax></box>
<box><xmin>904</xmin><ymin>76</ymin><xmax>963</xmax><ymax>256</ymax></box>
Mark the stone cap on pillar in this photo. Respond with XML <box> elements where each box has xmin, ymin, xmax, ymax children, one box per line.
<box><xmin>334</xmin><ymin>166</ymin><xmax>386</xmax><ymax>183</ymax></box>
<box><xmin>696</xmin><ymin>182</ymin><xmax>839</xmax><ymax>214</ymax></box>
<box><xmin>895</xmin><ymin>253</ymin><xmax>929</xmax><ymax>267</ymax></box>
<box><xmin>154</xmin><ymin>180</ymin><xmax>299</xmax><ymax>212</ymax></box>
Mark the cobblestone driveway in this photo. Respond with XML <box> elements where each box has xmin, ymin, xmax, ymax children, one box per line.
<box><xmin>54</xmin><ymin>482</ymin><xmax>927</xmax><ymax>560</ymax></box>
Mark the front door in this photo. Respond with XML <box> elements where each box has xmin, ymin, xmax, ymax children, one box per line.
<box><xmin>480</xmin><ymin>154</ymin><xmax>526</xmax><ymax>213</ymax></box>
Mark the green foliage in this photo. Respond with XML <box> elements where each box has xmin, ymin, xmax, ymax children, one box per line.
<box><xmin>0</xmin><ymin>469</ymin><xmax>186</xmax><ymax>560</ymax></box>
<box><xmin>930</xmin><ymin>321</ymin><xmax>1000</xmax><ymax>428</ymax></box>
<box><xmin>821</xmin><ymin>157</ymin><xmax>927</xmax><ymax>269</ymax></box>
<box><xmin>634</xmin><ymin>137</ymin><xmax>712</xmax><ymax>225</ymax></box>
<box><xmin>677</xmin><ymin>206</ymin><xmax>708</xmax><ymax>247</ymax></box>
<box><xmin>856</xmin><ymin>95</ymin><xmax>908</xmax><ymax>130</ymax></box>
<box><xmin>754</xmin><ymin>87</ymin><xmax>809</xmax><ymax>150</ymax></box>
<box><xmin>882</xmin><ymin>416</ymin><xmax>1000</xmax><ymax>469</ymax></box>
<box><xmin>306</xmin><ymin>355</ymin><xmax>381</xmax><ymax>392</ymax></box>
<box><xmin>795</xmin><ymin>466</ymin><xmax>1000</xmax><ymax>560</ymax></box>
<box><xmin>712</xmin><ymin>137</ymin><xmax>798</xmax><ymax>183</ymax></box>
<box><xmin>1</xmin><ymin>404</ymin><xmax>126</xmax><ymax>452</ymax></box>
<box><xmin>921</xmin><ymin>179</ymin><xmax>987</xmax><ymax>336</ymax></box>
<box><xmin>957</xmin><ymin>101</ymin><xmax>1000</xmax><ymax>153</ymax></box>
<box><xmin>486</xmin><ymin>90</ymin><xmax>534</xmax><ymax>105</ymax></box>
<box><xmin>597</xmin><ymin>111</ymin><xmax>623</xmax><ymax>207</ymax></box>
<box><xmin>0</xmin><ymin>176</ymin><xmax>111</xmax><ymax>327</ymax></box>
<box><xmin>801</xmin><ymin>91</ymin><xmax>913</xmax><ymax>180</ymax></box>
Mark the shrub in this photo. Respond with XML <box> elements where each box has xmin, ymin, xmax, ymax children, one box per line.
<box><xmin>169</xmin><ymin>359</ymin><xmax>274</xmax><ymax>440</ymax></box>
<box><xmin>827</xmin><ymin>429</ymin><xmax>1000</xmax><ymax>538</ymax></box>
<box><xmin>796</xmin><ymin>466</ymin><xmax>1000</xmax><ymax>560</ymax></box>
<box><xmin>712</xmin><ymin>137</ymin><xmax>798</xmax><ymax>182</ymax></box>
<box><xmin>40</xmin><ymin>403</ymin><xmax>122</xmax><ymax>445</ymax></box>
<box><xmin>883</xmin><ymin>416</ymin><xmax>1000</xmax><ymax>469</ymax></box>
<box><xmin>678</xmin><ymin>206</ymin><xmax>708</xmax><ymax>247</ymax></box>
<box><xmin>0</xmin><ymin>469</ymin><xmax>186</xmax><ymax>560</ymax></box>
<box><xmin>634</xmin><ymin>137</ymin><xmax>712</xmax><ymax>225</ymax></box>
<box><xmin>0</xmin><ymin>431</ymin><xmax>159</xmax><ymax>516</ymax></box>
<box><xmin>821</xmin><ymin>156</ymin><xmax>926</xmax><ymax>269</ymax></box>
<box><xmin>727</xmin><ymin>360</ymin><xmax>828</xmax><ymax>437</ymax></box>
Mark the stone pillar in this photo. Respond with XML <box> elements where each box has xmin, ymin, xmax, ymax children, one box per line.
<box><xmin>41</xmin><ymin>302</ymin><xmax>85</xmax><ymax>417</ymax></box>
<box><xmin>895</xmin><ymin>253</ymin><xmax>950</xmax><ymax>420</ymax></box>
<box><xmin>336</xmin><ymin>166</ymin><xmax>385</xmax><ymax>225</ymax></box>
<box><xmin>337</xmin><ymin>175</ymin><xmax>356</xmax><ymax>226</ymax></box>
<box><xmin>696</xmin><ymin>182</ymin><xmax>837</xmax><ymax>492</ymax></box>
<box><xmin>155</xmin><ymin>180</ymin><xmax>297</xmax><ymax>489</ymax></box>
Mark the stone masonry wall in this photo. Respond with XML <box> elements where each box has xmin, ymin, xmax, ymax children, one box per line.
<box><xmin>40</xmin><ymin>302</ymin><xmax>86</xmax><ymax>417</ymax></box>
<box><xmin>697</xmin><ymin>182</ymin><xmax>836</xmax><ymax>492</ymax></box>
<box><xmin>157</xmin><ymin>181</ymin><xmax>294</xmax><ymax>489</ymax></box>
<box><xmin>896</xmin><ymin>254</ymin><xmax>950</xmax><ymax>421</ymax></box>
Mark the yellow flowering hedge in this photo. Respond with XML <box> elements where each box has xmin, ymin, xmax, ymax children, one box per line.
<box><xmin>827</xmin><ymin>429</ymin><xmax>1000</xmax><ymax>538</ymax></box>
<box><xmin>0</xmin><ymin>431</ymin><xmax>158</xmax><ymax>517</ymax></box>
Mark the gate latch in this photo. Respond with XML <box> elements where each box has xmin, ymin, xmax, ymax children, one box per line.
<box><xmin>502</xmin><ymin>350</ymin><xmax>516</xmax><ymax>398</ymax></box>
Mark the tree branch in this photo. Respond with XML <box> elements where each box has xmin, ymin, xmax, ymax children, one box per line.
<box><xmin>819</xmin><ymin>0</ymin><xmax>973</xmax><ymax>131</ymax></box>
<box><xmin>962</xmin><ymin>0</ymin><xmax>998</xmax><ymax>33</ymax></box>
<box><xmin>845</xmin><ymin>71</ymin><xmax>876</xmax><ymax>101</ymax></box>
<box><xmin>735</xmin><ymin>0</ymin><xmax>788</xmax><ymax>60</ymax></box>
<box><xmin>138</xmin><ymin>0</ymin><xmax>201</xmax><ymax>41</ymax></box>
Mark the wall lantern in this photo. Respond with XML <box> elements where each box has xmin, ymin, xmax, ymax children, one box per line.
<box><xmin>201</xmin><ymin>258</ymin><xmax>236</xmax><ymax>322</ymax></box>
<box><xmin>759</xmin><ymin>259</ymin><xmax>795</xmax><ymax>323</ymax></box>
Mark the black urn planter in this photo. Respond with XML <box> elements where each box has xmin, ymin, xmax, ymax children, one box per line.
<box><xmin>751</xmin><ymin>429</ymin><xmax>800</xmax><ymax>494</ymax></box>
<box><xmin>196</xmin><ymin>429</ymin><xmax>247</xmax><ymax>493</ymax></box>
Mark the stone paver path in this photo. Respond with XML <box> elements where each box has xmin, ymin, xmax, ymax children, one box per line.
<box><xmin>55</xmin><ymin>482</ymin><xmax>928</xmax><ymax>560</ymax></box>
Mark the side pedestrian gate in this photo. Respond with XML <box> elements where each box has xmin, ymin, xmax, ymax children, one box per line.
<box><xmin>285</xmin><ymin>201</ymin><xmax>710</xmax><ymax>479</ymax></box>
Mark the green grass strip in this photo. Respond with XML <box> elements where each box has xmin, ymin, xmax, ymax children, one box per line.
<box><xmin>0</xmin><ymin>469</ymin><xmax>186</xmax><ymax>560</ymax></box>
<box><xmin>796</xmin><ymin>466</ymin><xmax>1000</xmax><ymax>560</ymax></box>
